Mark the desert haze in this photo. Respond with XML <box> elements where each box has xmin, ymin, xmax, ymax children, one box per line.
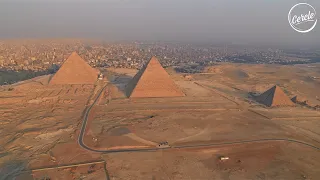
<box><xmin>1</xmin><ymin>0</ymin><xmax>320</xmax><ymax>179</ymax></box>
<box><xmin>0</xmin><ymin>47</ymin><xmax>320</xmax><ymax>179</ymax></box>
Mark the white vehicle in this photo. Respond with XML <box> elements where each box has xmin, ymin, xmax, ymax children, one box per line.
<box><xmin>98</xmin><ymin>73</ymin><xmax>104</xmax><ymax>80</ymax></box>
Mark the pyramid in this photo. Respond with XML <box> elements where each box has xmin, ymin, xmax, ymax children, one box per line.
<box><xmin>255</xmin><ymin>85</ymin><xmax>295</xmax><ymax>107</ymax></box>
<box><xmin>291</xmin><ymin>96</ymin><xmax>299</xmax><ymax>103</ymax></box>
<box><xmin>125</xmin><ymin>56</ymin><xmax>185</xmax><ymax>98</ymax></box>
<box><xmin>291</xmin><ymin>96</ymin><xmax>308</xmax><ymax>104</ymax></box>
<box><xmin>49</xmin><ymin>52</ymin><xmax>98</xmax><ymax>85</ymax></box>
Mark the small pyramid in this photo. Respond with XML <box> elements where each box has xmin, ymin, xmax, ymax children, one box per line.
<box><xmin>255</xmin><ymin>85</ymin><xmax>295</xmax><ymax>107</ymax></box>
<box><xmin>126</xmin><ymin>56</ymin><xmax>185</xmax><ymax>98</ymax></box>
<box><xmin>291</xmin><ymin>96</ymin><xmax>298</xmax><ymax>103</ymax></box>
<box><xmin>291</xmin><ymin>96</ymin><xmax>308</xmax><ymax>104</ymax></box>
<box><xmin>49</xmin><ymin>52</ymin><xmax>98</xmax><ymax>85</ymax></box>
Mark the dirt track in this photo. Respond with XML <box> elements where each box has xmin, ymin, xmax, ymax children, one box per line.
<box><xmin>78</xmin><ymin>84</ymin><xmax>320</xmax><ymax>153</ymax></box>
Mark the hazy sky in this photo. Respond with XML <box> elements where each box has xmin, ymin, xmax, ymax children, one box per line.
<box><xmin>0</xmin><ymin>0</ymin><xmax>319</xmax><ymax>47</ymax></box>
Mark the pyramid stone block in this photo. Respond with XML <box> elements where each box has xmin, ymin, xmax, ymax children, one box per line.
<box><xmin>126</xmin><ymin>56</ymin><xmax>185</xmax><ymax>98</ymax></box>
<box><xmin>49</xmin><ymin>52</ymin><xmax>98</xmax><ymax>85</ymax></box>
<box><xmin>255</xmin><ymin>85</ymin><xmax>295</xmax><ymax>107</ymax></box>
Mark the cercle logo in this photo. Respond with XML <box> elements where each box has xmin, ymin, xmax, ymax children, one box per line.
<box><xmin>288</xmin><ymin>3</ymin><xmax>317</xmax><ymax>33</ymax></box>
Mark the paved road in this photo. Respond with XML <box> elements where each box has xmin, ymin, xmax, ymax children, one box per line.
<box><xmin>78</xmin><ymin>84</ymin><xmax>320</xmax><ymax>153</ymax></box>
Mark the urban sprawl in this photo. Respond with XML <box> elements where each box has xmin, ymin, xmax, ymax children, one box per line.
<box><xmin>0</xmin><ymin>40</ymin><xmax>319</xmax><ymax>74</ymax></box>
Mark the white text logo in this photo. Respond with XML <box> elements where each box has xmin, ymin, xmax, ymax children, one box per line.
<box><xmin>288</xmin><ymin>3</ymin><xmax>317</xmax><ymax>33</ymax></box>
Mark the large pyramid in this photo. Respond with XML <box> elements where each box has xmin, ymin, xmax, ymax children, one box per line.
<box><xmin>49</xmin><ymin>52</ymin><xmax>98</xmax><ymax>85</ymax></box>
<box><xmin>255</xmin><ymin>85</ymin><xmax>295</xmax><ymax>107</ymax></box>
<box><xmin>125</xmin><ymin>56</ymin><xmax>185</xmax><ymax>98</ymax></box>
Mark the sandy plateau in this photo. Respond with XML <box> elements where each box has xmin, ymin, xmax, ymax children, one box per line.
<box><xmin>1</xmin><ymin>63</ymin><xmax>320</xmax><ymax>180</ymax></box>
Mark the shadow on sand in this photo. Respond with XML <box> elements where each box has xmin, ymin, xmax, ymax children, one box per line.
<box><xmin>105</xmin><ymin>72</ymin><xmax>133</xmax><ymax>98</ymax></box>
<box><xmin>0</xmin><ymin>69</ymin><xmax>52</xmax><ymax>85</ymax></box>
<box><xmin>0</xmin><ymin>160</ymin><xmax>33</xmax><ymax>180</ymax></box>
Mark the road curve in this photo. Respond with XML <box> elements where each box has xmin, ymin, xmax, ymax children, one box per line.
<box><xmin>78</xmin><ymin>84</ymin><xmax>320</xmax><ymax>153</ymax></box>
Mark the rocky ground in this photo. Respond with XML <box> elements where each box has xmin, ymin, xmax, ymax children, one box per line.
<box><xmin>0</xmin><ymin>63</ymin><xmax>319</xmax><ymax>179</ymax></box>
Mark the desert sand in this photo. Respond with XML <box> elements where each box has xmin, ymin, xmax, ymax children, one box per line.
<box><xmin>0</xmin><ymin>62</ymin><xmax>320</xmax><ymax>180</ymax></box>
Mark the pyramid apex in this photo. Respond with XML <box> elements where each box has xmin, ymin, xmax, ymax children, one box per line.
<box><xmin>144</xmin><ymin>56</ymin><xmax>161</xmax><ymax>67</ymax></box>
<box><xmin>66</xmin><ymin>52</ymin><xmax>84</xmax><ymax>62</ymax></box>
<box><xmin>125</xmin><ymin>56</ymin><xmax>185</xmax><ymax>98</ymax></box>
<box><xmin>70</xmin><ymin>51</ymin><xmax>80</xmax><ymax>56</ymax></box>
<box><xmin>49</xmin><ymin>52</ymin><xmax>98</xmax><ymax>85</ymax></box>
<box><xmin>149</xmin><ymin>56</ymin><xmax>159</xmax><ymax>62</ymax></box>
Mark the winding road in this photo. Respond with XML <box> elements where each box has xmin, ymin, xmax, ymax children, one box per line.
<box><xmin>78</xmin><ymin>84</ymin><xmax>320</xmax><ymax>153</ymax></box>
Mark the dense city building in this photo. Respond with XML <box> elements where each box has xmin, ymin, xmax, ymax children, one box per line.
<box><xmin>0</xmin><ymin>39</ymin><xmax>319</xmax><ymax>74</ymax></box>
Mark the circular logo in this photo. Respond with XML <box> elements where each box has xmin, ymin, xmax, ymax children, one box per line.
<box><xmin>288</xmin><ymin>3</ymin><xmax>317</xmax><ymax>33</ymax></box>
